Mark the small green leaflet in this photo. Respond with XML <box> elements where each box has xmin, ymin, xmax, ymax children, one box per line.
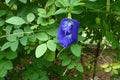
<box><xmin>47</xmin><ymin>40</ymin><xmax>56</xmax><ymax>52</ymax></box>
<box><xmin>6</xmin><ymin>16</ymin><xmax>25</xmax><ymax>25</ymax></box>
<box><xmin>70</xmin><ymin>44</ymin><xmax>81</xmax><ymax>57</ymax></box>
<box><xmin>36</xmin><ymin>32</ymin><xmax>48</xmax><ymax>41</ymax></box>
<box><xmin>19</xmin><ymin>0</ymin><xmax>27</xmax><ymax>4</ymax></box>
<box><xmin>27</xmin><ymin>13</ymin><xmax>35</xmax><ymax>22</ymax></box>
<box><xmin>35</xmin><ymin>44</ymin><xmax>47</xmax><ymax>58</ymax></box>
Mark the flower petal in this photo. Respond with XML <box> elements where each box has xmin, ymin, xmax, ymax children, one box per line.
<box><xmin>58</xmin><ymin>18</ymin><xmax>80</xmax><ymax>48</ymax></box>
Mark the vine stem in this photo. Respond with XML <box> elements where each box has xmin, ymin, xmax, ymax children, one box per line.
<box><xmin>63</xmin><ymin>68</ymin><xmax>68</xmax><ymax>76</ymax></box>
<box><xmin>0</xmin><ymin>30</ymin><xmax>47</xmax><ymax>39</ymax></box>
<box><xmin>92</xmin><ymin>40</ymin><xmax>101</xmax><ymax>80</ymax></box>
<box><xmin>92</xmin><ymin>0</ymin><xmax>111</xmax><ymax>79</ymax></box>
<box><xmin>57</xmin><ymin>48</ymin><xmax>65</xmax><ymax>57</ymax></box>
<box><xmin>106</xmin><ymin>0</ymin><xmax>110</xmax><ymax>16</ymax></box>
<box><xmin>0</xmin><ymin>31</ymin><xmax>33</xmax><ymax>39</ymax></box>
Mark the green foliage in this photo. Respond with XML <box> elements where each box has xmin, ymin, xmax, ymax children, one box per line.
<box><xmin>35</xmin><ymin>43</ymin><xmax>47</xmax><ymax>58</ymax></box>
<box><xmin>47</xmin><ymin>40</ymin><xmax>56</xmax><ymax>52</ymax></box>
<box><xmin>0</xmin><ymin>51</ymin><xmax>17</xmax><ymax>77</ymax></box>
<box><xmin>6</xmin><ymin>17</ymin><xmax>25</xmax><ymax>25</ymax></box>
<box><xmin>101</xmin><ymin>62</ymin><xmax>120</xmax><ymax>75</ymax></box>
<box><xmin>0</xmin><ymin>0</ymin><xmax>120</xmax><ymax>79</ymax></box>
<box><xmin>70</xmin><ymin>44</ymin><xmax>81</xmax><ymax>57</ymax></box>
<box><xmin>27</xmin><ymin>13</ymin><xmax>35</xmax><ymax>23</ymax></box>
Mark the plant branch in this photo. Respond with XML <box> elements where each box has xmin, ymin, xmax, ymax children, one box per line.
<box><xmin>106</xmin><ymin>0</ymin><xmax>110</xmax><ymax>16</ymax></box>
<box><xmin>63</xmin><ymin>68</ymin><xmax>68</xmax><ymax>76</ymax></box>
<box><xmin>57</xmin><ymin>48</ymin><xmax>65</xmax><ymax>57</ymax></box>
<box><xmin>0</xmin><ymin>31</ymin><xmax>33</xmax><ymax>39</ymax></box>
<box><xmin>92</xmin><ymin>40</ymin><xmax>101</xmax><ymax>80</ymax></box>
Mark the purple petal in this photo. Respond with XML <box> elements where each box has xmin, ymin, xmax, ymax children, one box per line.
<box><xmin>57</xmin><ymin>18</ymin><xmax>80</xmax><ymax>48</ymax></box>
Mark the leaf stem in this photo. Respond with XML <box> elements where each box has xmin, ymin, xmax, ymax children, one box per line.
<box><xmin>0</xmin><ymin>31</ymin><xmax>33</xmax><ymax>39</ymax></box>
<box><xmin>57</xmin><ymin>48</ymin><xmax>65</xmax><ymax>57</ymax></box>
<box><xmin>106</xmin><ymin>0</ymin><xmax>110</xmax><ymax>16</ymax></box>
<box><xmin>63</xmin><ymin>68</ymin><xmax>68</xmax><ymax>76</ymax></box>
<box><xmin>67</xmin><ymin>7</ymin><xmax>72</xmax><ymax>19</ymax></box>
<box><xmin>92</xmin><ymin>40</ymin><xmax>101</xmax><ymax>80</ymax></box>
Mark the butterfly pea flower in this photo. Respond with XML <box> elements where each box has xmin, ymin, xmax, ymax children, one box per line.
<box><xmin>58</xmin><ymin>18</ymin><xmax>80</xmax><ymax>48</ymax></box>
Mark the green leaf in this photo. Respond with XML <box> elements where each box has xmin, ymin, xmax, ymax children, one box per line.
<box><xmin>31</xmin><ymin>25</ymin><xmax>38</xmax><ymax>30</ymax></box>
<box><xmin>95</xmin><ymin>17</ymin><xmax>101</xmax><ymax>24</ymax></box>
<box><xmin>70</xmin><ymin>0</ymin><xmax>80</xmax><ymax>6</ymax></box>
<box><xmin>106</xmin><ymin>32</ymin><xmax>119</xmax><ymax>49</ymax></box>
<box><xmin>27</xmin><ymin>13</ymin><xmax>35</xmax><ymax>22</ymax></box>
<box><xmin>0</xmin><ymin>52</ymin><xmax>5</xmax><ymax>60</ymax></box>
<box><xmin>1</xmin><ymin>42</ymin><xmax>11</xmax><ymax>51</ymax></box>
<box><xmin>47</xmin><ymin>5</ymin><xmax>55</xmax><ymax>17</ymax></box>
<box><xmin>37</xmin><ymin>17</ymin><xmax>41</xmax><ymax>24</ymax></box>
<box><xmin>40</xmin><ymin>18</ymin><xmax>48</xmax><ymax>26</ymax></box>
<box><xmin>20</xmin><ymin>36</ymin><xmax>28</xmax><ymax>46</ymax></box>
<box><xmin>44</xmin><ymin>52</ymin><xmax>55</xmax><ymax>61</ymax></box>
<box><xmin>54</xmin><ymin>8</ymin><xmax>67</xmax><ymax>15</ymax></box>
<box><xmin>46</xmin><ymin>24</ymin><xmax>58</xmax><ymax>37</ymax></box>
<box><xmin>84</xmin><ymin>1</ymin><xmax>105</xmax><ymax>9</ymax></box>
<box><xmin>53</xmin><ymin>37</ymin><xmax>58</xmax><ymax>43</ymax></box>
<box><xmin>5</xmin><ymin>0</ymin><xmax>11</xmax><ymax>4</ymax></box>
<box><xmin>28</xmin><ymin>34</ymin><xmax>36</xmax><ymax>42</ymax></box>
<box><xmin>104</xmin><ymin>67</ymin><xmax>112</xmax><ymax>72</ymax></box>
<box><xmin>4</xmin><ymin>61</ymin><xmax>13</xmax><ymax>70</ymax></box>
<box><xmin>6</xmin><ymin>35</ymin><xmax>17</xmax><ymax>42</ymax></box>
<box><xmin>100</xmin><ymin>63</ymin><xmax>109</xmax><ymax>68</ymax></box>
<box><xmin>45</xmin><ymin>0</ymin><xmax>54</xmax><ymax>7</ymax></box>
<box><xmin>10</xmin><ymin>41</ymin><xmax>19</xmax><ymax>51</ymax></box>
<box><xmin>30</xmin><ymin>72</ymin><xmax>39</xmax><ymax>80</ymax></box>
<box><xmin>5</xmin><ymin>25</ymin><xmax>12</xmax><ymax>34</ymax></box>
<box><xmin>47</xmin><ymin>40</ymin><xmax>56</xmax><ymax>52</ymax></box>
<box><xmin>19</xmin><ymin>0</ymin><xmax>27</xmax><ymax>3</ymax></box>
<box><xmin>89</xmin><ymin>0</ymin><xmax>96</xmax><ymax>2</ymax></box>
<box><xmin>6</xmin><ymin>51</ymin><xmax>17</xmax><ymax>59</ymax></box>
<box><xmin>110</xmin><ymin>63</ymin><xmax>120</xmax><ymax>69</ymax></box>
<box><xmin>70</xmin><ymin>44</ymin><xmax>81</xmax><ymax>57</ymax></box>
<box><xmin>62</xmin><ymin>57</ymin><xmax>71</xmax><ymax>66</ymax></box>
<box><xmin>58</xmin><ymin>53</ymin><xmax>67</xmax><ymax>60</ymax></box>
<box><xmin>0</xmin><ymin>60</ymin><xmax>13</xmax><ymax>75</ymax></box>
<box><xmin>55</xmin><ymin>0</ymin><xmax>64</xmax><ymax>7</ymax></box>
<box><xmin>36</xmin><ymin>32</ymin><xmax>48</xmax><ymax>41</ymax></box>
<box><xmin>48</xmin><ymin>19</ymin><xmax>55</xmax><ymax>25</ymax></box>
<box><xmin>112</xmin><ymin>69</ymin><xmax>118</xmax><ymax>75</ymax></box>
<box><xmin>40</xmin><ymin>76</ymin><xmax>49</xmax><ymax>80</ymax></box>
<box><xmin>71</xmin><ymin>6</ymin><xmax>83</xmax><ymax>14</ymax></box>
<box><xmin>37</xmin><ymin>17</ymin><xmax>48</xmax><ymax>26</ymax></box>
<box><xmin>13</xmin><ymin>29</ymin><xmax>24</xmax><ymax>37</ymax></box>
<box><xmin>24</xmin><ymin>26</ymin><xmax>32</xmax><ymax>32</ymax></box>
<box><xmin>0</xmin><ymin>60</ymin><xmax>4</xmax><ymax>69</ymax></box>
<box><xmin>0</xmin><ymin>77</ymin><xmax>4</xmax><ymax>80</ymax></box>
<box><xmin>37</xmin><ymin>8</ymin><xmax>47</xmax><ymax>18</ymax></box>
<box><xmin>0</xmin><ymin>69</ymin><xmax>7</xmax><ymax>77</ymax></box>
<box><xmin>62</xmin><ymin>0</ymin><xmax>70</xmax><ymax>6</ymax></box>
<box><xmin>55</xmin><ymin>0</ymin><xmax>69</xmax><ymax>7</ymax></box>
<box><xmin>0</xmin><ymin>10</ymin><xmax>6</xmax><ymax>17</ymax></box>
<box><xmin>76</xmin><ymin>64</ymin><xmax>83</xmax><ymax>72</ymax></box>
<box><xmin>6</xmin><ymin>16</ymin><xmax>25</xmax><ymax>25</ymax></box>
<box><xmin>35</xmin><ymin>44</ymin><xmax>47</xmax><ymax>58</ymax></box>
<box><xmin>0</xmin><ymin>20</ymin><xmax>5</xmax><ymax>27</ymax></box>
<box><xmin>78</xmin><ymin>35</ymin><xmax>85</xmax><ymax>41</ymax></box>
<box><xmin>67</xmin><ymin>61</ymin><xmax>76</xmax><ymax>69</ymax></box>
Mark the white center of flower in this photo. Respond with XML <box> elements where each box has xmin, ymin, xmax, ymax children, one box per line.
<box><xmin>62</xmin><ymin>20</ymin><xmax>73</xmax><ymax>35</ymax></box>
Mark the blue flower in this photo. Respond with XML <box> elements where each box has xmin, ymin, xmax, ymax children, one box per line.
<box><xmin>58</xmin><ymin>18</ymin><xmax>80</xmax><ymax>48</ymax></box>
